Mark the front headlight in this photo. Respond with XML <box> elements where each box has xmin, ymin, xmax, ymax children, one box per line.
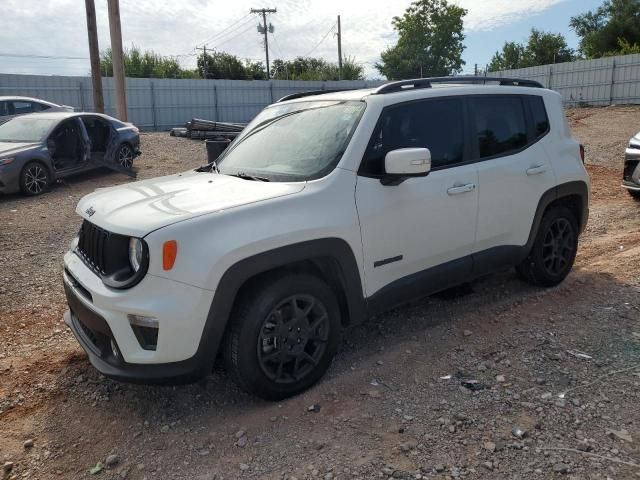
<box><xmin>129</xmin><ymin>237</ymin><xmax>143</xmax><ymax>272</ymax></box>
<box><xmin>0</xmin><ymin>157</ymin><xmax>15</xmax><ymax>166</ymax></box>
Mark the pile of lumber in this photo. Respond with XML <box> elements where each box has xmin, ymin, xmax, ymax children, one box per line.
<box><xmin>170</xmin><ymin>118</ymin><xmax>245</xmax><ymax>140</ymax></box>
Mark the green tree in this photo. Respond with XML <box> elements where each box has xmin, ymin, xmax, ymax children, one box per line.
<box><xmin>196</xmin><ymin>51</ymin><xmax>266</xmax><ymax>80</ymax></box>
<box><xmin>270</xmin><ymin>56</ymin><xmax>364</xmax><ymax>81</ymax></box>
<box><xmin>488</xmin><ymin>29</ymin><xmax>574</xmax><ymax>71</ymax></box>
<box><xmin>570</xmin><ymin>0</ymin><xmax>640</xmax><ymax>58</ymax></box>
<box><xmin>100</xmin><ymin>46</ymin><xmax>198</xmax><ymax>79</ymax></box>
<box><xmin>376</xmin><ymin>0</ymin><xmax>467</xmax><ymax>80</ymax></box>
<box><xmin>488</xmin><ymin>42</ymin><xmax>526</xmax><ymax>71</ymax></box>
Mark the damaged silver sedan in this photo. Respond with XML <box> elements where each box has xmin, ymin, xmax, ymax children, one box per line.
<box><xmin>0</xmin><ymin>112</ymin><xmax>140</xmax><ymax>196</ymax></box>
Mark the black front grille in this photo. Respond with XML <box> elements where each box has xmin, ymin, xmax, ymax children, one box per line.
<box><xmin>78</xmin><ymin>221</ymin><xmax>110</xmax><ymax>275</ymax></box>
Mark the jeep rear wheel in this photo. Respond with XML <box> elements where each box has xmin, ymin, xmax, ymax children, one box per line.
<box><xmin>516</xmin><ymin>206</ymin><xmax>579</xmax><ymax>287</ymax></box>
<box><xmin>224</xmin><ymin>274</ymin><xmax>341</xmax><ymax>400</ymax></box>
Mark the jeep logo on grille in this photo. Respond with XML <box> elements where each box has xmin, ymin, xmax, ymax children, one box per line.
<box><xmin>85</xmin><ymin>206</ymin><xmax>96</xmax><ymax>217</ymax></box>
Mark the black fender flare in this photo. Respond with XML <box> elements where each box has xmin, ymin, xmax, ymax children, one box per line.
<box><xmin>527</xmin><ymin>180</ymin><xmax>589</xmax><ymax>248</ymax></box>
<box><xmin>194</xmin><ymin>238</ymin><xmax>366</xmax><ymax>374</ymax></box>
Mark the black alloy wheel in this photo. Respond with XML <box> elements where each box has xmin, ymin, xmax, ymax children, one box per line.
<box><xmin>516</xmin><ymin>206</ymin><xmax>579</xmax><ymax>287</ymax></box>
<box><xmin>224</xmin><ymin>274</ymin><xmax>341</xmax><ymax>400</ymax></box>
<box><xmin>540</xmin><ymin>217</ymin><xmax>575</xmax><ymax>277</ymax></box>
<box><xmin>257</xmin><ymin>294</ymin><xmax>330</xmax><ymax>384</ymax></box>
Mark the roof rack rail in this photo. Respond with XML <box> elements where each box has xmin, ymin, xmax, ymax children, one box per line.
<box><xmin>277</xmin><ymin>89</ymin><xmax>355</xmax><ymax>103</ymax></box>
<box><xmin>373</xmin><ymin>76</ymin><xmax>543</xmax><ymax>95</ymax></box>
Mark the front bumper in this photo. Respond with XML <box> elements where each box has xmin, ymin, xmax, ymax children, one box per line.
<box><xmin>623</xmin><ymin>148</ymin><xmax>640</xmax><ymax>190</ymax></box>
<box><xmin>63</xmin><ymin>250</ymin><xmax>215</xmax><ymax>383</ymax></box>
<box><xmin>0</xmin><ymin>161</ymin><xmax>22</xmax><ymax>195</ymax></box>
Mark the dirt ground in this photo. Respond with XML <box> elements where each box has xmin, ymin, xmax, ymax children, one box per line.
<box><xmin>1</xmin><ymin>106</ymin><xmax>640</xmax><ymax>480</ymax></box>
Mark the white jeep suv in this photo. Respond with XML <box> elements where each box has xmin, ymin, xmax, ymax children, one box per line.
<box><xmin>62</xmin><ymin>77</ymin><xmax>589</xmax><ymax>400</ymax></box>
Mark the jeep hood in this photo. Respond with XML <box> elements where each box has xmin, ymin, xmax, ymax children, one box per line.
<box><xmin>76</xmin><ymin>171</ymin><xmax>305</xmax><ymax>237</ymax></box>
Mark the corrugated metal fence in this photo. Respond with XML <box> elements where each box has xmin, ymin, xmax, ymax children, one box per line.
<box><xmin>491</xmin><ymin>53</ymin><xmax>640</xmax><ymax>106</ymax></box>
<box><xmin>0</xmin><ymin>74</ymin><xmax>382</xmax><ymax>131</ymax></box>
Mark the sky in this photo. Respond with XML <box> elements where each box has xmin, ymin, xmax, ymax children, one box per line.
<box><xmin>0</xmin><ymin>0</ymin><xmax>603</xmax><ymax>79</ymax></box>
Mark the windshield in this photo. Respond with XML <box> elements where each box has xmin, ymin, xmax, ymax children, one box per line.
<box><xmin>216</xmin><ymin>100</ymin><xmax>365</xmax><ymax>181</ymax></box>
<box><xmin>0</xmin><ymin>117</ymin><xmax>57</xmax><ymax>142</ymax></box>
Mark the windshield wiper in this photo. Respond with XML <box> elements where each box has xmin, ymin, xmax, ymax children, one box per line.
<box><xmin>229</xmin><ymin>172</ymin><xmax>270</xmax><ymax>182</ymax></box>
<box><xmin>195</xmin><ymin>160</ymin><xmax>220</xmax><ymax>173</ymax></box>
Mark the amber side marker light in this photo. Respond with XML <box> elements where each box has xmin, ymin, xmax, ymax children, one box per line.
<box><xmin>163</xmin><ymin>240</ymin><xmax>178</xmax><ymax>270</ymax></box>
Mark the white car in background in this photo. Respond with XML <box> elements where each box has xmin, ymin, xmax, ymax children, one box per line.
<box><xmin>0</xmin><ymin>96</ymin><xmax>74</xmax><ymax>124</ymax></box>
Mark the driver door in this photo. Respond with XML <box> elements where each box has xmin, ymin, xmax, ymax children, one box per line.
<box><xmin>355</xmin><ymin>97</ymin><xmax>479</xmax><ymax>302</ymax></box>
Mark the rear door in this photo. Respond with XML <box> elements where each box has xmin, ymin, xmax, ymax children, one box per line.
<box><xmin>471</xmin><ymin>95</ymin><xmax>556</xmax><ymax>260</ymax></box>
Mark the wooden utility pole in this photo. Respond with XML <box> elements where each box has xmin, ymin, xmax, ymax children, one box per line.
<box><xmin>84</xmin><ymin>0</ymin><xmax>104</xmax><ymax>113</ymax></box>
<box><xmin>337</xmin><ymin>15</ymin><xmax>343</xmax><ymax>80</ymax></box>
<box><xmin>251</xmin><ymin>8</ymin><xmax>276</xmax><ymax>80</ymax></box>
<box><xmin>195</xmin><ymin>45</ymin><xmax>208</xmax><ymax>78</ymax></box>
<box><xmin>107</xmin><ymin>0</ymin><xmax>128</xmax><ymax>121</ymax></box>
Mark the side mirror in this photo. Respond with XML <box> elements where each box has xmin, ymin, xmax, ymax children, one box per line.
<box><xmin>381</xmin><ymin>148</ymin><xmax>431</xmax><ymax>186</ymax></box>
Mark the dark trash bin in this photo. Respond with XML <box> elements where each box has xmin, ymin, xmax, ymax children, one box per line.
<box><xmin>206</xmin><ymin>139</ymin><xmax>231</xmax><ymax>163</ymax></box>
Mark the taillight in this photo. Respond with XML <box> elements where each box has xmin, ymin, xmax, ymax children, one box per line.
<box><xmin>579</xmin><ymin>144</ymin><xmax>585</xmax><ymax>163</ymax></box>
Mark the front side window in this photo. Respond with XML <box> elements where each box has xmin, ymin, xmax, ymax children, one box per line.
<box><xmin>0</xmin><ymin>101</ymin><xmax>7</xmax><ymax>116</ymax></box>
<box><xmin>216</xmin><ymin>100</ymin><xmax>365</xmax><ymax>182</ymax></box>
<box><xmin>360</xmin><ymin>98</ymin><xmax>464</xmax><ymax>175</ymax></box>
<box><xmin>470</xmin><ymin>96</ymin><xmax>527</xmax><ymax>159</ymax></box>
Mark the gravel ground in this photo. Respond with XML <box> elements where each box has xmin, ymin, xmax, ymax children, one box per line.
<box><xmin>1</xmin><ymin>107</ymin><xmax>640</xmax><ymax>480</ymax></box>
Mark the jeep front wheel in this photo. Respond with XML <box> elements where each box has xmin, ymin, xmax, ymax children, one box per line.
<box><xmin>224</xmin><ymin>274</ymin><xmax>341</xmax><ymax>400</ymax></box>
<box><xmin>516</xmin><ymin>206</ymin><xmax>579</xmax><ymax>287</ymax></box>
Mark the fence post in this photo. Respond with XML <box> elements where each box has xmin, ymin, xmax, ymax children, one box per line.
<box><xmin>548</xmin><ymin>65</ymin><xmax>553</xmax><ymax>90</ymax></box>
<box><xmin>609</xmin><ymin>59</ymin><xmax>616</xmax><ymax>105</ymax></box>
<box><xmin>269</xmin><ymin>81</ymin><xmax>274</xmax><ymax>103</ymax></box>
<box><xmin>213</xmin><ymin>84</ymin><xmax>219</xmax><ymax>122</ymax></box>
<box><xmin>78</xmin><ymin>81</ymin><xmax>86</xmax><ymax>111</ymax></box>
<box><xmin>150</xmin><ymin>80</ymin><xmax>157</xmax><ymax>131</ymax></box>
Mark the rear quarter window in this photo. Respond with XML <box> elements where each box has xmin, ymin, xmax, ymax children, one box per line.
<box><xmin>529</xmin><ymin>96</ymin><xmax>550</xmax><ymax>138</ymax></box>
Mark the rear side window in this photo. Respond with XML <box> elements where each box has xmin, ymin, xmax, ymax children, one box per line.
<box><xmin>34</xmin><ymin>102</ymin><xmax>52</xmax><ymax>112</ymax></box>
<box><xmin>11</xmin><ymin>101</ymin><xmax>36</xmax><ymax>115</ymax></box>
<box><xmin>360</xmin><ymin>98</ymin><xmax>464</xmax><ymax>175</ymax></box>
<box><xmin>0</xmin><ymin>101</ymin><xmax>7</xmax><ymax>116</ymax></box>
<box><xmin>529</xmin><ymin>96</ymin><xmax>549</xmax><ymax>138</ymax></box>
<box><xmin>470</xmin><ymin>96</ymin><xmax>527</xmax><ymax>159</ymax></box>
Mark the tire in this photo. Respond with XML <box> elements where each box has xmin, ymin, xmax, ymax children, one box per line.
<box><xmin>20</xmin><ymin>161</ymin><xmax>50</xmax><ymax>196</ymax></box>
<box><xmin>116</xmin><ymin>143</ymin><xmax>134</xmax><ymax>169</ymax></box>
<box><xmin>224</xmin><ymin>273</ymin><xmax>342</xmax><ymax>400</ymax></box>
<box><xmin>627</xmin><ymin>189</ymin><xmax>640</xmax><ymax>200</ymax></box>
<box><xmin>516</xmin><ymin>206</ymin><xmax>579</xmax><ymax>287</ymax></box>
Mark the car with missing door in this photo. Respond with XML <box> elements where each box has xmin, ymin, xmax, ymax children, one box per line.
<box><xmin>623</xmin><ymin>130</ymin><xmax>640</xmax><ymax>198</ymax></box>
<box><xmin>0</xmin><ymin>111</ymin><xmax>140</xmax><ymax>196</ymax></box>
<box><xmin>62</xmin><ymin>77</ymin><xmax>589</xmax><ymax>400</ymax></box>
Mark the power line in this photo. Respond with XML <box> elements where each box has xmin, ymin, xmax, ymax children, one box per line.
<box><xmin>195</xmin><ymin>13</ymin><xmax>252</xmax><ymax>48</ymax></box>
<box><xmin>198</xmin><ymin>15</ymin><xmax>253</xmax><ymax>46</ymax></box>
<box><xmin>303</xmin><ymin>23</ymin><xmax>336</xmax><ymax>57</ymax></box>
<box><xmin>207</xmin><ymin>22</ymin><xmax>257</xmax><ymax>50</ymax></box>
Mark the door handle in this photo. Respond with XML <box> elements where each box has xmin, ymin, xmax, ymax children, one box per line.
<box><xmin>447</xmin><ymin>183</ymin><xmax>476</xmax><ymax>195</ymax></box>
<box><xmin>526</xmin><ymin>165</ymin><xmax>547</xmax><ymax>176</ymax></box>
